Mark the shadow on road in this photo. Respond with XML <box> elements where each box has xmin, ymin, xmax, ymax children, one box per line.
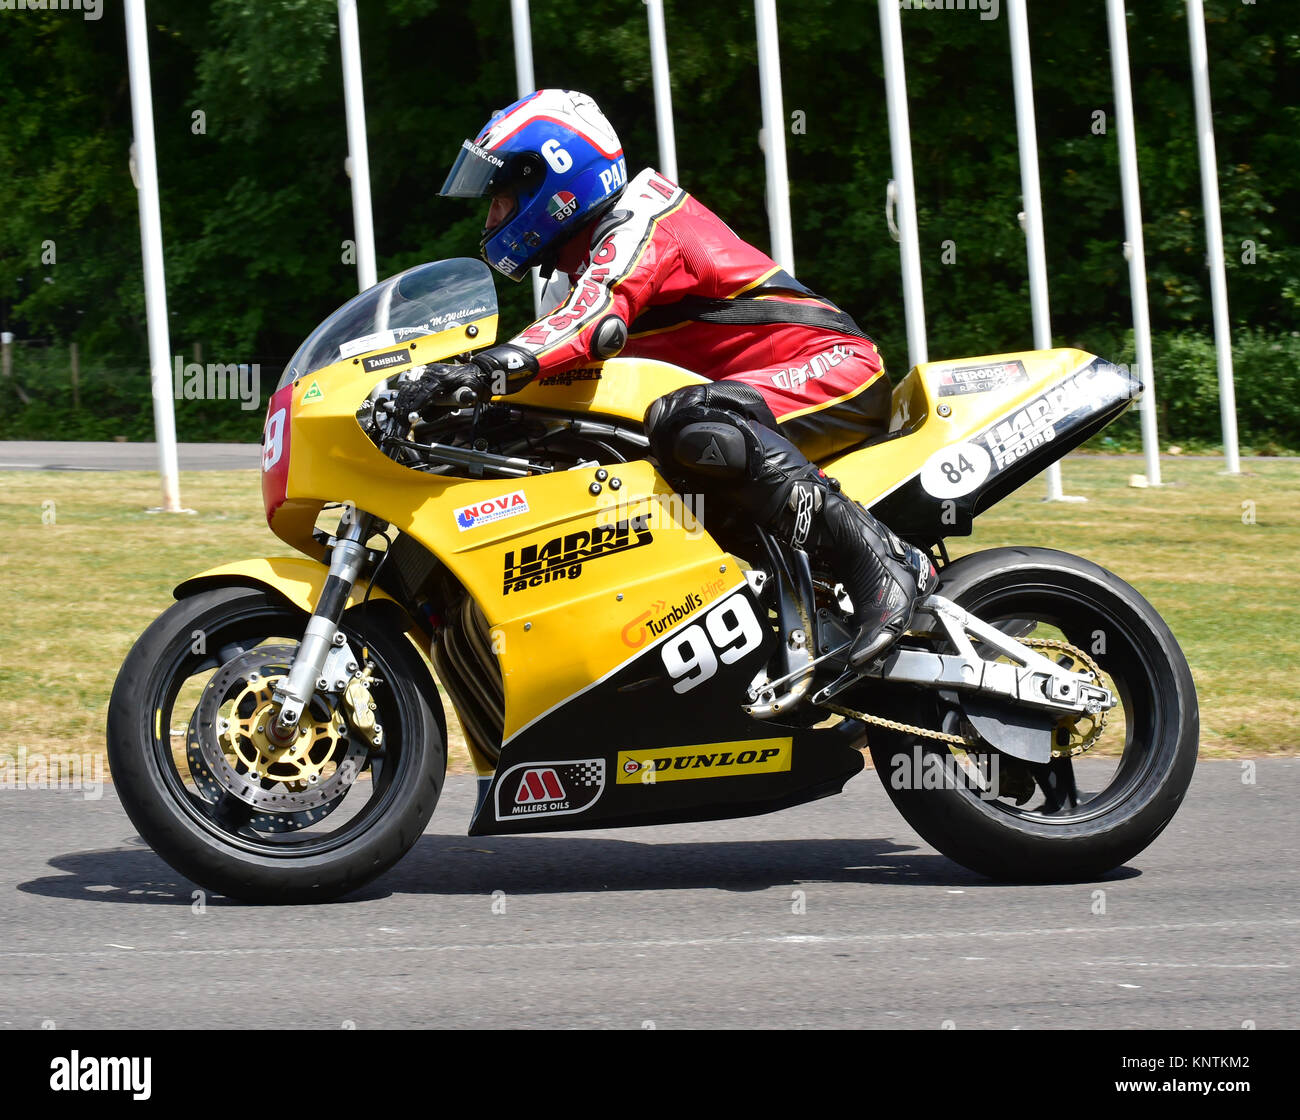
<box><xmin>17</xmin><ymin>831</ymin><xmax>1137</xmax><ymax>906</ymax></box>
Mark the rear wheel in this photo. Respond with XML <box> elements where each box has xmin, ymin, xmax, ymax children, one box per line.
<box><xmin>106</xmin><ymin>587</ymin><xmax>445</xmax><ymax>903</ymax></box>
<box><xmin>861</xmin><ymin>547</ymin><xmax>1198</xmax><ymax>881</ymax></box>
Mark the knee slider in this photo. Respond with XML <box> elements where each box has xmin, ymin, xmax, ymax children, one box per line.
<box><xmin>670</xmin><ymin>421</ymin><xmax>751</xmax><ymax>478</ymax></box>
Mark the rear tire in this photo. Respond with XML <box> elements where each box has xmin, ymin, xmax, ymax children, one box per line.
<box><xmin>864</xmin><ymin>547</ymin><xmax>1198</xmax><ymax>882</ymax></box>
<box><xmin>106</xmin><ymin>587</ymin><xmax>445</xmax><ymax>903</ymax></box>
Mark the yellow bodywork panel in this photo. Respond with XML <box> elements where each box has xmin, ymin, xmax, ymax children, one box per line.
<box><xmin>174</xmin><ymin>556</ymin><xmax>417</xmax><ymax>642</ymax></box>
<box><xmin>825</xmin><ymin>347</ymin><xmax>1097</xmax><ymax>505</ymax></box>
<box><xmin>172</xmin><ymin>556</ymin><xmax>499</xmax><ymax>776</ymax></box>
<box><xmin>265</xmin><ymin>349</ymin><xmax>742</xmax><ymax>738</ymax></box>
<box><xmin>249</xmin><ymin>336</ymin><xmax>1101</xmax><ymax>762</ymax></box>
<box><xmin>506</xmin><ymin>357</ymin><xmax>708</xmax><ymax>423</ymax></box>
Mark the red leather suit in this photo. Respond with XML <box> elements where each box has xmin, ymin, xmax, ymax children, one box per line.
<box><xmin>507</xmin><ymin>167</ymin><xmax>889</xmax><ymax>460</ymax></box>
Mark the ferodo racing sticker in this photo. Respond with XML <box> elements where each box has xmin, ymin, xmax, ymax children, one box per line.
<box><xmin>936</xmin><ymin>359</ymin><xmax>1028</xmax><ymax>397</ymax></box>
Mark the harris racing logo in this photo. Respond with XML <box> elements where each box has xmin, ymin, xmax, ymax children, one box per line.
<box><xmin>502</xmin><ymin>515</ymin><xmax>653</xmax><ymax>595</ymax></box>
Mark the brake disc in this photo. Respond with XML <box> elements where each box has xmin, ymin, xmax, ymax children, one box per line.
<box><xmin>186</xmin><ymin>645</ymin><xmax>369</xmax><ymax>829</ymax></box>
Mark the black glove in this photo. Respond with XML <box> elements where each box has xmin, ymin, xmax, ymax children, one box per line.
<box><xmin>394</xmin><ymin>363</ymin><xmax>490</xmax><ymax>419</ymax></box>
<box><xmin>466</xmin><ymin>343</ymin><xmax>541</xmax><ymax>396</ymax></box>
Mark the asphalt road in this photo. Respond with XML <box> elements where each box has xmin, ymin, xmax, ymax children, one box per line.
<box><xmin>2</xmin><ymin>758</ymin><xmax>1295</xmax><ymax>1030</ymax></box>
<box><xmin>0</xmin><ymin>441</ymin><xmax>259</xmax><ymax>471</ymax></box>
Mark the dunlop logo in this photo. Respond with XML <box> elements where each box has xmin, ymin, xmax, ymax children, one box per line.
<box><xmin>617</xmin><ymin>739</ymin><xmax>793</xmax><ymax>784</ymax></box>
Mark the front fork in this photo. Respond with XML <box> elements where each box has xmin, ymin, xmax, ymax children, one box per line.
<box><xmin>270</xmin><ymin>507</ymin><xmax>376</xmax><ymax>738</ymax></box>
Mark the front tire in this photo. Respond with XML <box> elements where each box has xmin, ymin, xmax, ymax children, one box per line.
<box><xmin>863</xmin><ymin>547</ymin><xmax>1199</xmax><ymax>882</ymax></box>
<box><xmin>106</xmin><ymin>587</ymin><xmax>445</xmax><ymax>903</ymax></box>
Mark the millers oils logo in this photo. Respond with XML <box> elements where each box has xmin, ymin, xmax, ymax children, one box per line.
<box><xmin>617</xmin><ymin>739</ymin><xmax>792</xmax><ymax>784</ymax></box>
<box><xmin>502</xmin><ymin>515</ymin><xmax>652</xmax><ymax>595</ymax></box>
<box><xmin>494</xmin><ymin>759</ymin><xmax>606</xmax><ymax>821</ymax></box>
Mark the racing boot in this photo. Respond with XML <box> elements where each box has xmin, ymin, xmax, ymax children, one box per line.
<box><xmin>644</xmin><ymin>381</ymin><xmax>935</xmax><ymax>668</ymax></box>
<box><xmin>778</xmin><ymin>466</ymin><xmax>937</xmax><ymax>668</ymax></box>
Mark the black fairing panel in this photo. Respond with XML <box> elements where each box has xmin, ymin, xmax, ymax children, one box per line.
<box><xmin>469</xmin><ymin>585</ymin><xmax>865</xmax><ymax>835</ymax></box>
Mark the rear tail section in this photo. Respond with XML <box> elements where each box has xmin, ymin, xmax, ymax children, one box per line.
<box><xmin>823</xmin><ymin>349</ymin><xmax>1139</xmax><ymax>543</ymax></box>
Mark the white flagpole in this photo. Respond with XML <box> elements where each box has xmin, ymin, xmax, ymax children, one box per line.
<box><xmin>645</xmin><ymin>0</ymin><xmax>679</xmax><ymax>182</ymax></box>
<box><xmin>123</xmin><ymin>0</ymin><xmax>182</xmax><ymax>513</ymax></box>
<box><xmin>1186</xmin><ymin>0</ymin><xmax>1240</xmax><ymax>474</ymax></box>
<box><xmin>509</xmin><ymin>0</ymin><xmax>546</xmax><ymax>317</ymax></box>
<box><xmin>338</xmin><ymin>0</ymin><xmax>377</xmax><ymax>292</ymax></box>
<box><xmin>1106</xmin><ymin>0</ymin><xmax>1162</xmax><ymax>486</ymax></box>
<box><xmin>879</xmin><ymin>0</ymin><xmax>927</xmax><ymax>369</ymax></box>
<box><xmin>754</xmin><ymin>0</ymin><xmax>794</xmax><ymax>273</ymax></box>
<box><xmin>1008</xmin><ymin>0</ymin><xmax>1082</xmax><ymax>502</ymax></box>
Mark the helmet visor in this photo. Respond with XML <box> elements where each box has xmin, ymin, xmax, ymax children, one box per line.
<box><xmin>439</xmin><ymin>139</ymin><xmax>509</xmax><ymax>199</ymax></box>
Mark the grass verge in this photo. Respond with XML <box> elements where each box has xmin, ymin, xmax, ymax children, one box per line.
<box><xmin>0</xmin><ymin>456</ymin><xmax>1293</xmax><ymax>778</ymax></box>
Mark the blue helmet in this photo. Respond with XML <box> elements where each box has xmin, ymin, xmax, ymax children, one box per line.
<box><xmin>439</xmin><ymin>89</ymin><xmax>627</xmax><ymax>281</ymax></box>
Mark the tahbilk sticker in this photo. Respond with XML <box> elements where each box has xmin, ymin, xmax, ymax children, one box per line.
<box><xmin>919</xmin><ymin>441</ymin><xmax>993</xmax><ymax>499</ymax></box>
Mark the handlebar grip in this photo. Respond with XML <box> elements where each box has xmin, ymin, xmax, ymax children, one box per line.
<box><xmin>448</xmin><ymin>385</ymin><xmax>479</xmax><ymax>407</ymax></box>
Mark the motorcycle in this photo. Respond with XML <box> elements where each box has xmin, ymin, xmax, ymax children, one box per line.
<box><xmin>107</xmin><ymin>258</ymin><xmax>1199</xmax><ymax>903</ymax></box>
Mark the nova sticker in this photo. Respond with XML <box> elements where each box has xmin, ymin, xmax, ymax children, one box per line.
<box><xmin>617</xmin><ymin>739</ymin><xmax>793</xmax><ymax>784</ymax></box>
<box><xmin>494</xmin><ymin>759</ymin><xmax>605</xmax><ymax>821</ymax></box>
<box><xmin>455</xmin><ymin>489</ymin><xmax>530</xmax><ymax>532</ymax></box>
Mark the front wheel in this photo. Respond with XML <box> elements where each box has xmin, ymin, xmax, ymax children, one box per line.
<box><xmin>106</xmin><ymin>587</ymin><xmax>446</xmax><ymax>903</ymax></box>
<box><xmin>862</xmin><ymin>547</ymin><xmax>1199</xmax><ymax>882</ymax></box>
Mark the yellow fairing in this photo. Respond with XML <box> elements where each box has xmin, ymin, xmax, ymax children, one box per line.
<box><xmin>506</xmin><ymin>357</ymin><xmax>708</xmax><ymax>422</ymax></box>
<box><xmin>175</xmin><ymin>556</ymin><xmax>407</xmax><ymax>625</ymax></box>
<box><xmin>454</xmin><ymin>464</ymin><xmax>746</xmax><ymax>741</ymax></box>
<box><xmin>254</xmin><ymin>339</ymin><xmax>1094</xmax><ymax>752</ymax></box>
<box><xmin>266</xmin><ymin>348</ymin><xmax>744</xmax><ymax>740</ymax></box>
<box><xmin>825</xmin><ymin>347</ymin><xmax>1097</xmax><ymax>504</ymax></box>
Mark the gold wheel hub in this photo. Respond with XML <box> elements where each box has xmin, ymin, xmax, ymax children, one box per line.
<box><xmin>217</xmin><ymin>670</ymin><xmax>346</xmax><ymax>788</ymax></box>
